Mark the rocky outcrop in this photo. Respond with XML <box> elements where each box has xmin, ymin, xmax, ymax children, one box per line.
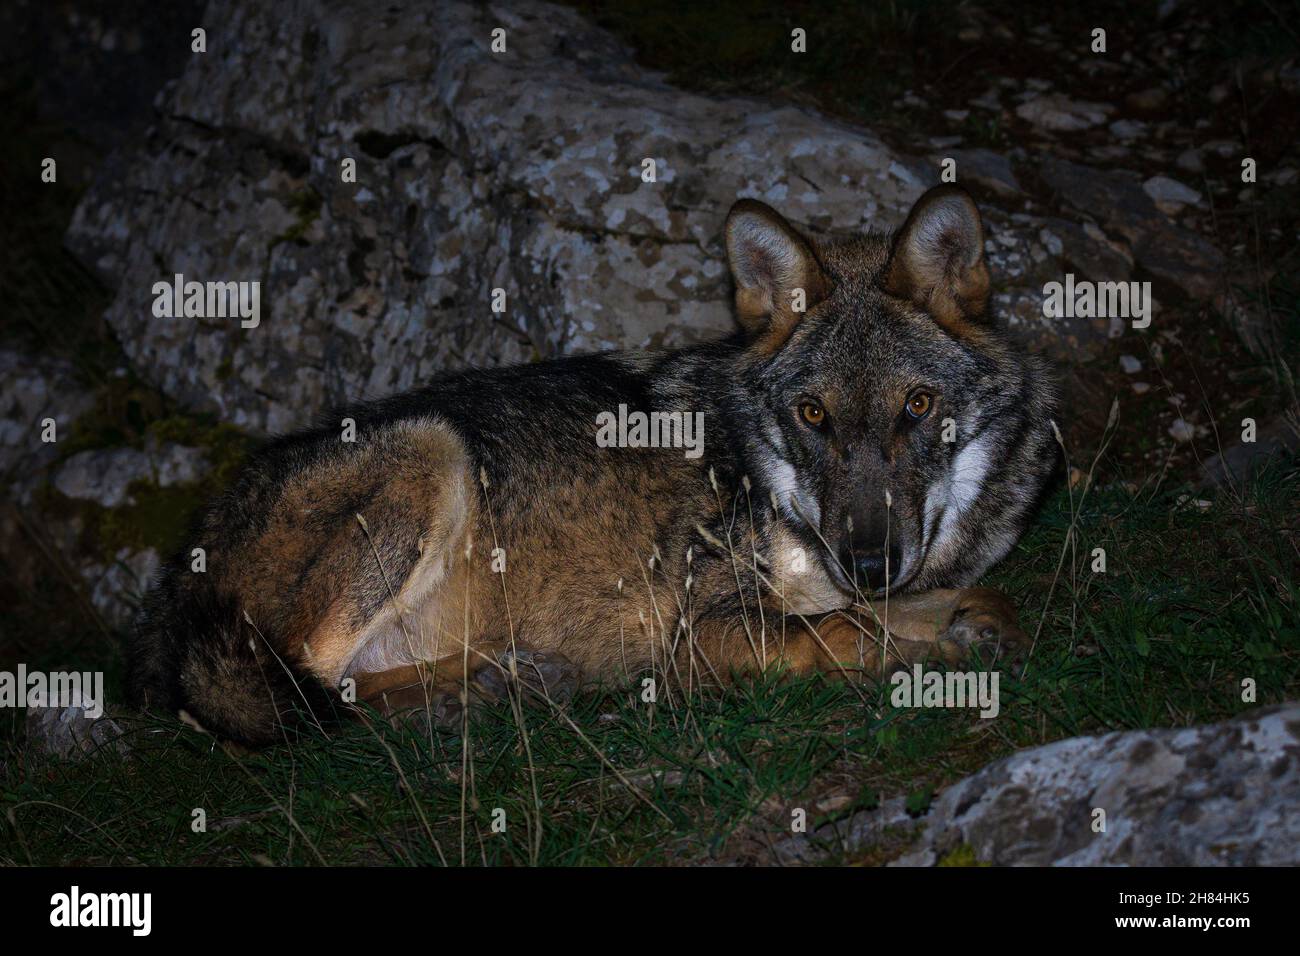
<box><xmin>775</xmin><ymin>704</ymin><xmax>1300</xmax><ymax>866</ymax></box>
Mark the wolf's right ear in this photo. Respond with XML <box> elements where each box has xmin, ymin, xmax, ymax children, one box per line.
<box><xmin>882</xmin><ymin>185</ymin><xmax>990</xmax><ymax>331</ymax></box>
<box><xmin>725</xmin><ymin>199</ymin><xmax>829</xmax><ymax>350</ymax></box>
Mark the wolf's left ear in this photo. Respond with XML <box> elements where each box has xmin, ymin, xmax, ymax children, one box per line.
<box><xmin>725</xmin><ymin>199</ymin><xmax>830</xmax><ymax>349</ymax></box>
<box><xmin>882</xmin><ymin>185</ymin><xmax>990</xmax><ymax>328</ymax></box>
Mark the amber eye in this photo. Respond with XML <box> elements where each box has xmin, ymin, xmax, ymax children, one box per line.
<box><xmin>905</xmin><ymin>392</ymin><xmax>933</xmax><ymax>420</ymax></box>
<box><xmin>799</xmin><ymin>401</ymin><xmax>827</xmax><ymax>429</ymax></box>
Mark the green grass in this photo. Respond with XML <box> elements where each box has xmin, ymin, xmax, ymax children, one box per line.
<box><xmin>4</xmin><ymin>455</ymin><xmax>1296</xmax><ymax>866</ymax></box>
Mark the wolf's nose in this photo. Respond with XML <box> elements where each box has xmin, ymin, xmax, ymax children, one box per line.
<box><xmin>851</xmin><ymin>545</ymin><xmax>901</xmax><ymax>591</ymax></box>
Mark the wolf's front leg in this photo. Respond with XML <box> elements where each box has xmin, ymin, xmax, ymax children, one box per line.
<box><xmin>849</xmin><ymin>587</ymin><xmax>1030</xmax><ymax>674</ymax></box>
<box><xmin>681</xmin><ymin>588</ymin><xmax>1028</xmax><ymax>681</ymax></box>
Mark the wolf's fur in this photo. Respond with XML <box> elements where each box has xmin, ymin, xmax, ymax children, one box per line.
<box><xmin>129</xmin><ymin>186</ymin><xmax>1058</xmax><ymax>745</ymax></box>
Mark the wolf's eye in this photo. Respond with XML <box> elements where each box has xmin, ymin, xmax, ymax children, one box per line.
<box><xmin>905</xmin><ymin>392</ymin><xmax>933</xmax><ymax>420</ymax></box>
<box><xmin>799</xmin><ymin>401</ymin><xmax>827</xmax><ymax>429</ymax></box>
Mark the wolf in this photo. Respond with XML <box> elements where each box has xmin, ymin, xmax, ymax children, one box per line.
<box><xmin>128</xmin><ymin>184</ymin><xmax>1058</xmax><ymax>746</ymax></box>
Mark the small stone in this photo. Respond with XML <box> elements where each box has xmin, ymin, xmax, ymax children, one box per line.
<box><xmin>1143</xmin><ymin>175</ymin><xmax>1202</xmax><ymax>212</ymax></box>
<box><xmin>1016</xmin><ymin>94</ymin><xmax>1112</xmax><ymax>131</ymax></box>
<box><xmin>816</xmin><ymin>793</ymin><xmax>853</xmax><ymax>813</ymax></box>
<box><xmin>936</xmin><ymin>148</ymin><xmax>1023</xmax><ymax>198</ymax></box>
<box><xmin>1203</xmin><ymin>139</ymin><xmax>1240</xmax><ymax>157</ymax></box>
<box><xmin>1131</xmin><ymin>381</ymin><xmax>1152</xmax><ymax>395</ymax></box>
<box><xmin>1119</xmin><ymin>354</ymin><xmax>1142</xmax><ymax>374</ymax></box>
<box><xmin>1109</xmin><ymin>119</ymin><xmax>1148</xmax><ymax>140</ymax></box>
<box><xmin>1168</xmin><ymin>418</ymin><xmax>1195</xmax><ymax>442</ymax></box>
<box><xmin>26</xmin><ymin>706</ymin><xmax>130</xmax><ymax>760</ymax></box>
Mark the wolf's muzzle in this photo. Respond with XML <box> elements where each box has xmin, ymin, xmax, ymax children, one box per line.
<box><xmin>839</xmin><ymin>542</ymin><xmax>903</xmax><ymax>593</ymax></box>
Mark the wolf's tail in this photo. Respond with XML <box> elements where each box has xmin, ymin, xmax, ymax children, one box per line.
<box><xmin>128</xmin><ymin>586</ymin><xmax>334</xmax><ymax>747</ymax></box>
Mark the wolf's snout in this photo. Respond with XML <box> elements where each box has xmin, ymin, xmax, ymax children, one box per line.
<box><xmin>840</xmin><ymin>542</ymin><xmax>902</xmax><ymax>592</ymax></box>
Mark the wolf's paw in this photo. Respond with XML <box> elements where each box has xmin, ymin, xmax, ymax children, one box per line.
<box><xmin>938</xmin><ymin>588</ymin><xmax>1029</xmax><ymax>669</ymax></box>
<box><xmin>473</xmin><ymin>647</ymin><xmax>583</xmax><ymax>705</ymax></box>
<box><xmin>369</xmin><ymin>682</ymin><xmax>465</xmax><ymax>731</ymax></box>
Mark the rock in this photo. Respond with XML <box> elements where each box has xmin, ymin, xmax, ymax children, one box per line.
<box><xmin>25</xmin><ymin>705</ymin><xmax>130</xmax><ymax>760</ymax></box>
<box><xmin>772</xmin><ymin>795</ymin><xmax>920</xmax><ymax>865</ymax></box>
<box><xmin>1040</xmin><ymin>157</ymin><xmax>1223</xmax><ymax>299</ymax></box>
<box><xmin>892</xmin><ymin>705</ymin><xmax>1300</xmax><ymax>865</ymax></box>
<box><xmin>975</xmin><ymin>211</ymin><xmax>1113</xmax><ymax>357</ymax></box>
<box><xmin>1202</xmin><ymin>139</ymin><xmax>1240</xmax><ymax>158</ymax></box>
<box><xmin>1037</xmin><ymin>218</ymin><xmax>1133</xmax><ymax>283</ymax></box>
<box><xmin>1200</xmin><ymin>416</ymin><xmax>1300</xmax><ymax>489</ymax></box>
<box><xmin>53</xmin><ymin>441</ymin><xmax>206</xmax><ymax>508</ymax></box>
<box><xmin>934</xmin><ymin>148</ymin><xmax>1023</xmax><ymax>199</ymax></box>
<box><xmin>1015</xmin><ymin>93</ymin><xmax>1112</xmax><ymax>131</ymax></box>
<box><xmin>1108</xmin><ymin>119</ymin><xmax>1147</xmax><ymax>140</ymax></box>
<box><xmin>1143</xmin><ymin>175</ymin><xmax>1202</xmax><ymax>214</ymax></box>
<box><xmin>1168</xmin><ymin>418</ymin><xmax>1195</xmax><ymax>443</ymax></box>
<box><xmin>65</xmin><ymin>0</ymin><xmax>943</xmax><ymax>434</ymax></box>
<box><xmin>1118</xmin><ymin>354</ymin><xmax>1142</xmax><ymax>373</ymax></box>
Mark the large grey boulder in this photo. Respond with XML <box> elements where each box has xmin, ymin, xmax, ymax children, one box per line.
<box><xmin>895</xmin><ymin>704</ymin><xmax>1300</xmax><ymax>866</ymax></box>
<box><xmin>776</xmin><ymin>704</ymin><xmax>1300</xmax><ymax>865</ymax></box>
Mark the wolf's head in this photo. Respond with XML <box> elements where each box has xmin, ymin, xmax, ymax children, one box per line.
<box><xmin>722</xmin><ymin>185</ymin><xmax>1058</xmax><ymax>606</ymax></box>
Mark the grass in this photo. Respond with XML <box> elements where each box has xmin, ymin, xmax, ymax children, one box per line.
<box><xmin>4</xmin><ymin>451</ymin><xmax>1296</xmax><ymax>866</ymax></box>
